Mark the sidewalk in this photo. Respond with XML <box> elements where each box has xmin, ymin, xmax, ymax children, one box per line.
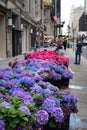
<box><xmin>65</xmin><ymin>48</ymin><xmax>87</xmax><ymax>130</ymax></box>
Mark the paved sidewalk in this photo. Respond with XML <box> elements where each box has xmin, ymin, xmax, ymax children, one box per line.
<box><xmin>64</xmin><ymin>48</ymin><xmax>87</xmax><ymax>116</ymax></box>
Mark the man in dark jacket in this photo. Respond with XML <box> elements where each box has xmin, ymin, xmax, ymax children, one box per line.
<box><xmin>74</xmin><ymin>39</ymin><xmax>83</xmax><ymax>64</ymax></box>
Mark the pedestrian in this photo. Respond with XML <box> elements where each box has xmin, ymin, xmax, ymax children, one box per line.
<box><xmin>72</xmin><ymin>39</ymin><xmax>77</xmax><ymax>52</ymax></box>
<box><xmin>63</xmin><ymin>37</ymin><xmax>67</xmax><ymax>50</ymax></box>
<box><xmin>34</xmin><ymin>39</ymin><xmax>38</xmax><ymax>51</ymax></box>
<box><xmin>74</xmin><ymin>39</ymin><xmax>83</xmax><ymax>65</ymax></box>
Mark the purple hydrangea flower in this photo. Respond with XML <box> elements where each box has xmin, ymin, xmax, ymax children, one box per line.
<box><xmin>62</xmin><ymin>95</ymin><xmax>70</xmax><ymax>102</ymax></box>
<box><xmin>64</xmin><ymin>90</ymin><xmax>71</xmax><ymax>95</ymax></box>
<box><xmin>51</xmin><ymin>107</ymin><xmax>64</xmax><ymax>122</ymax></box>
<box><xmin>23</xmin><ymin>92</ymin><xmax>33</xmax><ymax>104</ymax></box>
<box><xmin>43</xmin><ymin>89</ymin><xmax>52</xmax><ymax>96</ymax></box>
<box><xmin>0</xmin><ymin>101</ymin><xmax>11</xmax><ymax>109</ymax></box>
<box><xmin>62</xmin><ymin>71</ymin><xmax>73</xmax><ymax>79</ymax></box>
<box><xmin>70</xmin><ymin>94</ymin><xmax>78</xmax><ymax>104</ymax></box>
<box><xmin>9</xmin><ymin>88</ymin><xmax>25</xmax><ymax>98</ymax></box>
<box><xmin>4</xmin><ymin>71</ymin><xmax>14</xmax><ymax>79</ymax></box>
<box><xmin>30</xmin><ymin>84</ymin><xmax>43</xmax><ymax>95</ymax></box>
<box><xmin>42</xmin><ymin>98</ymin><xmax>55</xmax><ymax>113</ymax></box>
<box><xmin>38</xmin><ymin>80</ymin><xmax>46</xmax><ymax>86</ymax></box>
<box><xmin>35</xmin><ymin>110</ymin><xmax>49</xmax><ymax>125</ymax></box>
<box><xmin>4</xmin><ymin>80</ymin><xmax>18</xmax><ymax>88</ymax></box>
<box><xmin>0</xmin><ymin>119</ymin><xmax>5</xmax><ymax>130</ymax></box>
<box><xmin>18</xmin><ymin>106</ymin><xmax>31</xmax><ymax>116</ymax></box>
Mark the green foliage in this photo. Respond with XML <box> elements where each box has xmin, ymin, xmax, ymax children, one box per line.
<box><xmin>0</xmin><ymin>96</ymin><xmax>35</xmax><ymax>130</ymax></box>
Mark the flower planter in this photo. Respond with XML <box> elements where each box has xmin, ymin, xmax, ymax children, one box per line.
<box><xmin>44</xmin><ymin>78</ymin><xmax>69</xmax><ymax>89</ymax></box>
<box><xmin>61</xmin><ymin>78</ymin><xmax>69</xmax><ymax>89</ymax></box>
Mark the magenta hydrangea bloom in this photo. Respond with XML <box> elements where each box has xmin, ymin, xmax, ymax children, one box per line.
<box><xmin>35</xmin><ymin>110</ymin><xmax>49</xmax><ymax>125</ymax></box>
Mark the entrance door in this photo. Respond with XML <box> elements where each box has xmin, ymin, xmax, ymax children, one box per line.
<box><xmin>12</xmin><ymin>29</ymin><xmax>22</xmax><ymax>56</ymax></box>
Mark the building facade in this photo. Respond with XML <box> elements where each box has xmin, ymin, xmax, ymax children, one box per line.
<box><xmin>84</xmin><ymin>0</ymin><xmax>87</xmax><ymax>12</ymax></box>
<box><xmin>79</xmin><ymin>12</ymin><xmax>87</xmax><ymax>31</ymax></box>
<box><xmin>43</xmin><ymin>0</ymin><xmax>54</xmax><ymax>37</ymax></box>
<box><xmin>0</xmin><ymin>0</ymin><xmax>44</xmax><ymax>59</ymax></box>
<box><xmin>70</xmin><ymin>5</ymin><xmax>84</xmax><ymax>38</ymax></box>
<box><xmin>0</xmin><ymin>0</ymin><xmax>7</xmax><ymax>59</ymax></box>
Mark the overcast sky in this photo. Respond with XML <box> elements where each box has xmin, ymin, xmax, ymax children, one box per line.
<box><xmin>61</xmin><ymin>0</ymin><xmax>84</xmax><ymax>34</ymax></box>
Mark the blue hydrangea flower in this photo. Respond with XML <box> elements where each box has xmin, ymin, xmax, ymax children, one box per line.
<box><xmin>35</xmin><ymin>110</ymin><xmax>49</xmax><ymax>125</ymax></box>
<box><xmin>19</xmin><ymin>76</ymin><xmax>35</xmax><ymax>87</ymax></box>
<box><xmin>55</xmin><ymin>99</ymin><xmax>60</xmax><ymax>106</ymax></box>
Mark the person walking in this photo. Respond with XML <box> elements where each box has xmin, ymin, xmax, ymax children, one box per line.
<box><xmin>34</xmin><ymin>39</ymin><xmax>38</xmax><ymax>51</ymax></box>
<box><xmin>63</xmin><ymin>37</ymin><xmax>67</xmax><ymax>50</ymax></box>
<box><xmin>74</xmin><ymin>39</ymin><xmax>83</xmax><ymax>65</ymax></box>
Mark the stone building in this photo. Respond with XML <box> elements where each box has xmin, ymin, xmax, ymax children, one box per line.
<box><xmin>43</xmin><ymin>0</ymin><xmax>54</xmax><ymax>36</ymax></box>
<box><xmin>0</xmin><ymin>0</ymin><xmax>44</xmax><ymax>59</ymax></box>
